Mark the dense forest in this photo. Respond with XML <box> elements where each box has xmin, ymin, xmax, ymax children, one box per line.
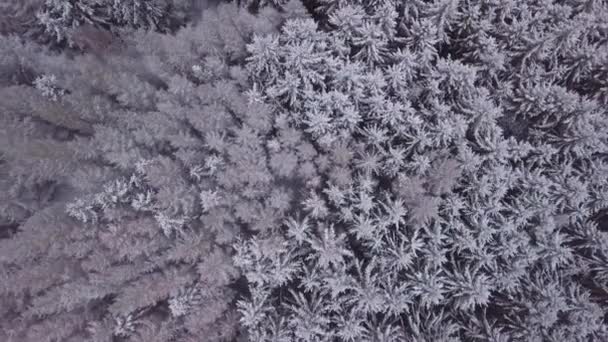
<box><xmin>1</xmin><ymin>1</ymin><xmax>608</xmax><ymax>341</ymax></box>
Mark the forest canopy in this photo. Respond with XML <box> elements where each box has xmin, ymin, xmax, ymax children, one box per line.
<box><xmin>1</xmin><ymin>1</ymin><xmax>608</xmax><ymax>341</ymax></box>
